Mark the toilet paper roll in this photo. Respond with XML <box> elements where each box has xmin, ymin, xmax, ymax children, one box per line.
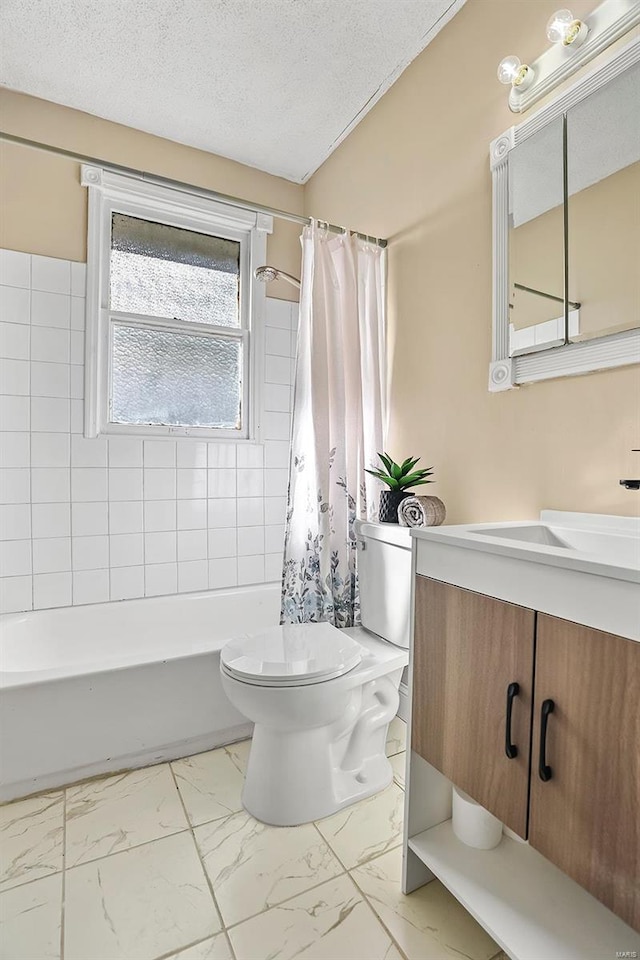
<box><xmin>452</xmin><ymin>786</ymin><xmax>503</xmax><ymax>850</ymax></box>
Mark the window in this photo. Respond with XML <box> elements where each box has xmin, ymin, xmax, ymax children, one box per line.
<box><xmin>82</xmin><ymin>165</ymin><xmax>272</xmax><ymax>439</ymax></box>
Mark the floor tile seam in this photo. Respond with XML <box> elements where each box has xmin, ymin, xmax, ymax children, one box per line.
<box><xmin>167</xmin><ymin>762</ymin><xmax>227</xmax><ymax>942</ymax></box>
<box><xmin>346</xmin><ymin>861</ymin><xmax>411</xmax><ymax>960</ymax></box>
<box><xmin>151</xmin><ymin>929</ymin><xmax>235</xmax><ymax>960</ymax></box>
<box><xmin>61</xmin><ymin>825</ymin><xmax>193</xmax><ymax>873</ymax></box>
<box><xmin>60</xmin><ymin>788</ymin><xmax>67</xmax><ymax>960</ymax></box>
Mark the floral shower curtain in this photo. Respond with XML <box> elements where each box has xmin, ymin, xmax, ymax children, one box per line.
<box><xmin>281</xmin><ymin>221</ymin><xmax>385</xmax><ymax>627</ymax></box>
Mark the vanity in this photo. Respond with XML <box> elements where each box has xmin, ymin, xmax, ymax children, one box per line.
<box><xmin>402</xmin><ymin>511</ymin><xmax>640</xmax><ymax>959</ymax></box>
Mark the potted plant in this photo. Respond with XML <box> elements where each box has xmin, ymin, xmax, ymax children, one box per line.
<box><xmin>366</xmin><ymin>453</ymin><xmax>434</xmax><ymax>523</ymax></box>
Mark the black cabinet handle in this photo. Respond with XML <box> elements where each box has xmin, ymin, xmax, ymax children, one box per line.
<box><xmin>539</xmin><ymin>698</ymin><xmax>555</xmax><ymax>782</ymax></box>
<box><xmin>505</xmin><ymin>682</ymin><xmax>520</xmax><ymax>759</ymax></box>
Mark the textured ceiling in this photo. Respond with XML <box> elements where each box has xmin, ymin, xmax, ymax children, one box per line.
<box><xmin>0</xmin><ymin>0</ymin><xmax>465</xmax><ymax>183</ymax></box>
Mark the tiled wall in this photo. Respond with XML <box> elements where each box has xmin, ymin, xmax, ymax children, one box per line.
<box><xmin>0</xmin><ymin>249</ymin><xmax>297</xmax><ymax>613</ymax></box>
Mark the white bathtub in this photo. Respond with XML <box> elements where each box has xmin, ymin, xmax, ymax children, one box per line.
<box><xmin>0</xmin><ymin>584</ymin><xmax>281</xmax><ymax>801</ymax></box>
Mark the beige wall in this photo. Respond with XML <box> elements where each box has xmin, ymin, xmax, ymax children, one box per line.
<box><xmin>0</xmin><ymin>90</ymin><xmax>303</xmax><ymax>302</ymax></box>
<box><xmin>305</xmin><ymin>0</ymin><xmax>640</xmax><ymax>521</ymax></box>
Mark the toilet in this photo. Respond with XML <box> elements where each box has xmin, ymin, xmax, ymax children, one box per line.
<box><xmin>220</xmin><ymin>520</ymin><xmax>412</xmax><ymax>825</ymax></box>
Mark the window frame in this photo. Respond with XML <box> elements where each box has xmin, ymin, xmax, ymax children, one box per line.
<box><xmin>81</xmin><ymin>164</ymin><xmax>272</xmax><ymax>440</ymax></box>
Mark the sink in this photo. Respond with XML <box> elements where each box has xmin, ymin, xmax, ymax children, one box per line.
<box><xmin>471</xmin><ymin>525</ymin><xmax>571</xmax><ymax>548</ymax></box>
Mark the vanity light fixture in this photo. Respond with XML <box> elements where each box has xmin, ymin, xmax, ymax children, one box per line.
<box><xmin>546</xmin><ymin>9</ymin><xmax>589</xmax><ymax>47</ymax></box>
<box><xmin>497</xmin><ymin>56</ymin><xmax>535</xmax><ymax>90</ymax></box>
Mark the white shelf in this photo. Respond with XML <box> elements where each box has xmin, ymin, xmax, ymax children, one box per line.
<box><xmin>408</xmin><ymin>820</ymin><xmax>640</xmax><ymax>960</ymax></box>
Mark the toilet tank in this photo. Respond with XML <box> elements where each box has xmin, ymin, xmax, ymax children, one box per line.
<box><xmin>355</xmin><ymin>520</ymin><xmax>413</xmax><ymax>649</ymax></box>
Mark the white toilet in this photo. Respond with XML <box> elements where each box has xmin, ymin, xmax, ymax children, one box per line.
<box><xmin>220</xmin><ymin>520</ymin><xmax>411</xmax><ymax>825</ymax></box>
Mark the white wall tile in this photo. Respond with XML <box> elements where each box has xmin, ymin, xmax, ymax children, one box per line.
<box><xmin>264</xmin><ymin>440</ymin><xmax>290</xmax><ymax>469</ymax></box>
<box><xmin>110</xmin><ymin>533</ymin><xmax>144</xmax><ymax>568</ymax></box>
<box><xmin>32</xmin><ymin>503</ymin><xmax>70</xmax><ymax>539</ymax></box>
<box><xmin>108</xmin><ymin>438</ymin><xmax>143</xmax><ymax>468</ymax></box>
<box><xmin>208</xmin><ymin>557</ymin><xmax>238</xmax><ymax>590</ymax></box>
<box><xmin>236</xmin><ymin>444</ymin><xmax>263</xmax><ymax>469</ymax></box>
<box><xmin>31</xmin><ymin>255</ymin><xmax>70</xmax><ymax>294</ymax></box>
<box><xmin>70</xmin><ymin>399</ymin><xmax>83</xmax><ymax>434</ymax></box>
<box><xmin>0</xmin><ymin>251</ymin><xmax>30</xmax><ymax>289</ymax></box>
<box><xmin>237</xmin><ymin>555</ymin><xmax>265</xmax><ymax>586</ymax></box>
<box><xmin>0</xmin><ymin>432</ymin><xmax>30</xmax><ymax>468</ymax></box>
<box><xmin>0</xmin><ymin>321</ymin><xmax>30</xmax><ymax>360</ymax></box>
<box><xmin>144</xmin><ymin>468</ymin><xmax>176</xmax><ymax>500</ymax></box>
<box><xmin>236</xmin><ymin>497</ymin><xmax>264</xmax><ymax>527</ymax></box>
<box><xmin>177</xmin><ymin>529</ymin><xmax>207</xmax><ymax>562</ymax></box>
<box><xmin>207</xmin><ymin>469</ymin><xmax>236</xmax><ymax>498</ymax></box>
<box><xmin>71</xmin><ymin>468</ymin><xmax>107</xmax><ymax>503</ymax></box>
<box><xmin>144</xmin><ymin>499</ymin><xmax>176</xmax><ymax>532</ymax></box>
<box><xmin>265</xmin><ymin>327</ymin><xmax>291</xmax><ymax>357</ymax></box>
<box><xmin>72</xmin><ymin>535</ymin><xmax>109</xmax><ymax>571</ymax></box>
<box><xmin>108</xmin><ymin>468</ymin><xmax>143</xmax><ymax>501</ymax></box>
<box><xmin>0</xmin><ymin>286</ymin><xmax>30</xmax><ymax>326</ymax></box>
<box><xmin>31</xmin><ymin>397</ymin><xmax>69</xmax><ymax>433</ymax></box>
<box><xmin>144</xmin><ymin>440</ymin><xmax>176</xmax><ymax>467</ymax></box>
<box><xmin>237</xmin><ymin>526</ymin><xmax>265</xmax><ymax>557</ymax></box>
<box><xmin>207</xmin><ymin>498</ymin><xmax>237</xmax><ymax>529</ymax></box>
<box><xmin>265</xmin><ymin>355</ymin><xmax>291</xmax><ymax>385</ymax></box>
<box><xmin>70</xmin><ymin>366</ymin><xmax>84</xmax><ymax>400</ymax></box>
<box><xmin>265</xmin><ymin>524</ymin><xmax>285</xmax><ymax>554</ymax></box>
<box><xmin>264</xmin><ymin>552</ymin><xmax>283</xmax><ymax>582</ymax></box>
<box><xmin>0</xmin><ymin>539</ymin><xmax>32</xmax><ymax>577</ymax></box>
<box><xmin>237</xmin><ymin>469</ymin><xmax>263</xmax><ymax>498</ymax></box>
<box><xmin>264</xmin><ymin>383</ymin><xmax>290</xmax><ymax>413</ymax></box>
<box><xmin>178</xmin><ymin>559</ymin><xmax>208</xmax><ymax>593</ymax></box>
<box><xmin>70</xmin><ymin>296</ymin><xmax>85</xmax><ymax>331</ymax></box>
<box><xmin>73</xmin><ymin>569</ymin><xmax>109</xmax><ymax>605</ymax></box>
<box><xmin>31</xmin><ymin>326</ymin><xmax>69</xmax><ymax>363</ymax></box>
<box><xmin>0</xmin><ymin>503</ymin><xmax>31</xmax><ymax>540</ymax></box>
<box><xmin>31</xmin><ymin>468</ymin><xmax>70</xmax><ymax>503</ymax></box>
<box><xmin>0</xmin><ymin>574</ymin><xmax>32</xmax><ymax>613</ymax></box>
<box><xmin>33</xmin><ymin>537</ymin><xmax>71</xmax><ymax>574</ymax></box>
<box><xmin>70</xmin><ymin>263</ymin><xmax>87</xmax><ymax>297</ymax></box>
<box><xmin>207</xmin><ymin>442</ymin><xmax>236</xmax><ymax>468</ymax></box>
<box><xmin>109</xmin><ymin>500</ymin><xmax>143</xmax><ymax>535</ymax></box>
<box><xmin>264</xmin><ymin>298</ymin><xmax>293</xmax><ymax>329</ymax></box>
<box><xmin>71</xmin><ymin>502</ymin><xmax>108</xmax><ymax>537</ymax></box>
<box><xmin>0</xmin><ymin>468</ymin><xmax>30</xmax><ymax>504</ymax></box>
<box><xmin>265</xmin><ymin>496</ymin><xmax>287</xmax><ymax>525</ymax></box>
<box><xmin>144</xmin><ymin>531</ymin><xmax>176</xmax><ymax>564</ymax></box>
<box><xmin>33</xmin><ymin>571</ymin><xmax>71</xmax><ymax>609</ymax></box>
<box><xmin>70</xmin><ymin>331</ymin><xmax>84</xmax><ymax>365</ymax></box>
<box><xmin>263</xmin><ymin>412</ymin><xmax>291</xmax><ymax>441</ymax></box>
<box><xmin>145</xmin><ymin>562</ymin><xmax>177</xmax><ymax>597</ymax></box>
<box><xmin>265</xmin><ymin>468</ymin><xmax>289</xmax><ymax>497</ymax></box>
<box><xmin>31</xmin><ymin>291</ymin><xmax>70</xmax><ymax>329</ymax></box>
<box><xmin>207</xmin><ymin>528</ymin><xmax>237</xmax><ymax>559</ymax></box>
<box><xmin>176</xmin><ymin>440</ymin><xmax>207</xmax><ymax>468</ymax></box>
<box><xmin>0</xmin><ymin>396</ymin><xmax>30</xmax><ymax>432</ymax></box>
<box><xmin>110</xmin><ymin>565</ymin><xmax>144</xmax><ymax>601</ymax></box>
<box><xmin>71</xmin><ymin>435</ymin><xmax>107</xmax><ymax>468</ymax></box>
<box><xmin>1</xmin><ymin>359</ymin><xmax>30</xmax><ymax>395</ymax></box>
<box><xmin>31</xmin><ymin>432</ymin><xmax>70</xmax><ymax>468</ymax></box>
<box><xmin>177</xmin><ymin>498</ymin><xmax>207</xmax><ymax>530</ymax></box>
<box><xmin>30</xmin><ymin>361</ymin><xmax>70</xmax><ymax>398</ymax></box>
<box><xmin>177</xmin><ymin>468</ymin><xmax>207</xmax><ymax>500</ymax></box>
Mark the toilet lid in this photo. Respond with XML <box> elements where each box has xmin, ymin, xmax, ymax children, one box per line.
<box><xmin>221</xmin><ymin>622</ymin><xmax>363</xmax><ymax>685</ymax></box>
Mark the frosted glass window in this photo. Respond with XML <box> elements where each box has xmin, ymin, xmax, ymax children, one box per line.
<box><xmin>111</xmin><ymin>324</ymin><xmax>242</xmax><ymax>429</ymax></box>
<box><xmin>110</xmin><ymin>214</ymin><xmax>240</xmax><ymax>326</ymax></box>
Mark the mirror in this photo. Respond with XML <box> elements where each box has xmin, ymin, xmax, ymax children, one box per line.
<box><xmin>492</xmin><ymin>43</ymin><xmax>640</xmax><ymax>385</ymax></box>
<box><xmin>566</xmin><ymin>61</ymin><xmax>640</xmax><ymax>344</ymax></box>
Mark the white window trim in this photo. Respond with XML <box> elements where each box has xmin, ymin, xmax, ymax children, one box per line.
<box><xmin>81</xmin><ymin>164</ymin><xmax>272</xmax><ymax>440</ymax></box>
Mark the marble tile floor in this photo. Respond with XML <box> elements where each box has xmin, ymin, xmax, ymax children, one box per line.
<box><xmin>0</xmin><ymin>718</ymin><xmax>505</xmax><ymax>960</ymax></box>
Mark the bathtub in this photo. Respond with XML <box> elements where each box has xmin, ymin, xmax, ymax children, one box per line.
<box><xmin>0</xmin><ymin>584</ymin><xmax>280</xmax><ymax>801</ymax></box>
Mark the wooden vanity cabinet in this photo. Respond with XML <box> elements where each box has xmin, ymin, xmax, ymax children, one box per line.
<box><xmin>412</xmin><ymin>575</ymin><xmax>640</xmax><ymax>931</ymax></box>
<box><xmin>412</xmin><ymin>576</ymin><xmax>534</xmax><ymax>838</ymax></box>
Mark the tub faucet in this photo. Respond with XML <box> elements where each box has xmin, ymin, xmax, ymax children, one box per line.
<box><xmin>619</xmin><ymin>450</ymin><xmax>640</xmax><ymax>490</ymax></box>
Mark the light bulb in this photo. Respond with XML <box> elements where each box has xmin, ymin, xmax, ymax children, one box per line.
<box><xmin>497</xmin><ymin>56</ymin><xmax>534</xmax><ymax>90</ymax></box>
<box><xmin>546</xmin><ymin>9</ymin><xmax>589</xmax><ymax>46</ymax></box>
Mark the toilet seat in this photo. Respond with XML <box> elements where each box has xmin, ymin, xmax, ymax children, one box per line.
<box><xmin>220</xmin><ymin>622</ymin><xmax>362</xmax><ymax>687</ymax></box>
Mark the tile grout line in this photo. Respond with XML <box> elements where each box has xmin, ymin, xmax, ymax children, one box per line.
<box><xmin>60</xmin><ymin>786</ymin><xmax>67</xmax><ymax>960</ymax></box>
<box><xmin>346</xmin><ymin>858</ymin><xmax>410</xmax><ymax>960</ymax></box>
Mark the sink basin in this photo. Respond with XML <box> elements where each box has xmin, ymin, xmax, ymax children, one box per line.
<box><xmin>472</xmin><ymin>525</ymin><xmax>571</xmax><ymax>548</ymax></box>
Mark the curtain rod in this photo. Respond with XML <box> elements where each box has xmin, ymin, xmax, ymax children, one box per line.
<box><xmin>0</xmin><ymin>131</ymin><xmax>388</xmax><ymax>249</ymax></box>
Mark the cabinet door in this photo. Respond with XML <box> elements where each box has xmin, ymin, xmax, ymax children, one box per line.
<box><xmin>412</xmin><ymin>576</ymin><xmax>534</xmax><ymax>837</ymax></box>
<box><xmin>530</xmin><ymin>615</ymin><xmax>640</xmax><ymax>931</ymax></box>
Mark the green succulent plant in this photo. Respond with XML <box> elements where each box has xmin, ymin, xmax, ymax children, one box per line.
<box><xmin>365</xmin><ymin>452</ymin><xmax>434</xmax><ymax>491</ymax></box>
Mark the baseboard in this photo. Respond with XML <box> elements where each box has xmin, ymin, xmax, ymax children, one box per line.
<box><xmin>0</xmin><ymin>722</ymin><xmax>254</xmax><ymax>803</ymax></box>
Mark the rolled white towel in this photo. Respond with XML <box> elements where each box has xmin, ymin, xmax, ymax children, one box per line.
<box><xmin>398</xmin><ymin>495</ymin><xmax>446</xmax><ymax>527</ymax></box>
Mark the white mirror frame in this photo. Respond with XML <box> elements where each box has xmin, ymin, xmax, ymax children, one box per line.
<box><xmin>489</xmin><ymin>37</ymin><xmax>640</xmax><ymax>392</ymax></box>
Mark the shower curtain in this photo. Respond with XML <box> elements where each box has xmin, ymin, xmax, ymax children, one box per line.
<box><xmin>281</xmin><ymin>221</ymin><xmax>385</xmax><ymax>627</ymax></box>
